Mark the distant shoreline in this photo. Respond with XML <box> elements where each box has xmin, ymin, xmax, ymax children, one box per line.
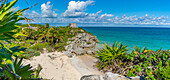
<box><xmin>27</xmin><ymin>23</ymin><xmax>170</xmax><ymax>28</ymax></box>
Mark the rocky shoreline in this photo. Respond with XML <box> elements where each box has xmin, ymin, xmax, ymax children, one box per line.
<box><xmin>62</xmin><ymin>31</ymin><xmax>145</xmax><ymax>80</ymax></box>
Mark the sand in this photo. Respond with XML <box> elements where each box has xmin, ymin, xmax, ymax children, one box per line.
<box><xmin>23</xmin><ymin>52</ymin><xmax>103</xmax><ymax>80</ymax></box>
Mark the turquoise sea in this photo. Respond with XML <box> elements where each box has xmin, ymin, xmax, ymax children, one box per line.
<box><xmin>82</xmin><ymin>27</ymin><xmax>170</xmax><ymax>50</ymax></box>
<box><xmin>41</xmin><ymin>23</ymin><xmax>170</xmax><ymax>50</ymax></box>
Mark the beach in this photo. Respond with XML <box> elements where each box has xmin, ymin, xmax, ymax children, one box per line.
<box><xmin>23</xmin><ymin>52</ymin><xmax>104</xmax><ymax>80</ymax></box>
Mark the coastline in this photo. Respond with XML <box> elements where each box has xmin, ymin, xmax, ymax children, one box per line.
<box><xmin>1</xmin><ymin>0</ymin><xmax>169</xmax><ymax>79</ymax></box>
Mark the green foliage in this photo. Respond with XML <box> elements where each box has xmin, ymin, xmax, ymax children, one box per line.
<box><xmin>15</xmin><ymin>23</ymin><xmax>87</xmax><ymax>53</ymax></box>
<box><xmin>157</xmin><ymin>60</ymin><xmax>170</xmax><ymax>79</ymax></box>
<box><xmin>127</xmin><ymin>48</ymin><xmax>170</xmax><ymax>79</ymax></box>
<box><xmin>46</xmin><ymin>46</ymin><xmax>53</xmax><ymax>52</ymax></box>
<box><xmin>96</xmin><ymin>41</ymin><xmax>129</xmax><ymax>70</ymax></box>
<box><xmin>0</xmin><ymin>0</ymin><xmax>42</xmax><ymax>79</ymax></box>
<box><xmin>96</xmin><ymin>43</ymin><xmax>170</xmax><ymax>80</ymax></box>
<box><xmin>45</xmin><ymin>23</ymin><xmax>49</xmax><ymax>28</ymax></box>
<box><xmin>0</xmin><ymin>57</ymin><xmax>34</xmax><ymax>80</ymax></box>
<box><xmin>29</xmin><ymin>42</ymin><xmax>50</xmax><ymax>52</ymax></box>
<box><xmin>24</xmin><ymin>49</ymin><xmax>40</xmax><ymax>58</ymax></box>
<box><xmin>54</xmin><ymin>42</ymin><xmax>67</xmax><ymax>52</ymax></box>
<box><xmin>14</xmin><ymin>58</ymin><xmax>34</xmax><ymax>78</ymax></box>
<box><xmin>0</xmin><ymin>0</ymin><xmax>24</xmax><ymax>40</ymax></box>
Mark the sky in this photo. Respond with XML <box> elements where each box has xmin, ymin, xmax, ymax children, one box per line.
<box><xmin>14</xmin><ymin>0</ymin><xmax>170</xmax><ymax>26</ymax></box>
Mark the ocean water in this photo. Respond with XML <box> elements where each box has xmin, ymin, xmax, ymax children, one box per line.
<box><xmin>82</xmin><ymin>27</ymin><xmax>170</xmax><ymax>50</ymax></box>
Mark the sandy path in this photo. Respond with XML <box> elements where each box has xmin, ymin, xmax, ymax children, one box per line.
<box><xmin>23</xmin><ymin>52</ymin><xmax>103</xmax><ymax>80</ymax></box>
<box><xmin>70</xmin><ymin>55</ymin><xmax>104</xmax><ymax>76</ymax></box>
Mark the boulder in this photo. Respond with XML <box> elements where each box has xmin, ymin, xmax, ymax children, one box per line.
<box><xmin>80</xmin><ymin>75</ymin><xmax>104</xmax><ymax>80</ymax></box>
<box><xmin>130</xmin><ymin>76</ymin><xmax>145</xmax><ymax>80</ymax></box>
<box><xmin>105</xmin><ymin>72</ymin><xmax>129</xmax><ymax>80</ymax></box>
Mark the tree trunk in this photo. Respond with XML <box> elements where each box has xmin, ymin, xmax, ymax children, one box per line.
<box><xmin>51</xmin><ymin>36</ymin><xmax>54</xmax><ymax>45</ymax></box>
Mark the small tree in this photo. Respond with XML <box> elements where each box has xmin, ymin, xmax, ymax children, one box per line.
<box><xmin>45</xmin><ymin>23</ymin><xmax>50</xmax><ymax>28</ymax></box>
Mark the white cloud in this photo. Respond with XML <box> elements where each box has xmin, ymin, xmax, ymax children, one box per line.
<box><xmin>24</xmin><ymin>1</ymin><xmax>57</xmax><ymax>18</ymax></box>
<box><xmin>62</xmin><ymin>0</ymin><xmax>94</xmax><ymax>18</ymax></box>
<box><xmin>41</xmin><ymin>1</ymin><xmax>58</xmax><ymax>17</ymax></box>
<box><xmin>111</xmin><ymin>14</ymin><xmax>169</xmax><ymax>25</ymax></box>
<box><xmin>101</xmin><ymin>13</ymin><xmax>114</xmax><ymax>18</ymax></box>
<box><xmin>23</xmin><ymin>10</ymin><xmax>40</xmax><ymax>18</ymax></box>
<box><xmin>24</xmin><ymin>1</ymin><xmax>170</xmax><ymax>25</ymax></box>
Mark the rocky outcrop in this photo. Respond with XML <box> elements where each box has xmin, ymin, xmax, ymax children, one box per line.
<box><xmin>80</xmin><ymin>75</ymin><xmax>104</xmax><ymax>80</ymax></box>
<box><xmin>80</xmin><ymin>72</ymin><xmax>145</xmax><ymax>80</ymax></box>
<box><xmin>105</xmin><ymin>72</ymin><xmax>129</xmax><ymax>80</ymax></box>
<box><xmin>64</xmin><ymin>33</ymin><xmax>99</xmax><ymax>57</ymax></box>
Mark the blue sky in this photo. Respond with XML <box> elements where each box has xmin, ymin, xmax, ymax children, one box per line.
<box><xmin>16</xmin><ymin>0</ymin><xmax>170</xmax><ymax>16</ymax></box>
<box><xmin>14</xmin><ymin>0</ymin><xmax>170</xmax><ymax>25</ymax></box>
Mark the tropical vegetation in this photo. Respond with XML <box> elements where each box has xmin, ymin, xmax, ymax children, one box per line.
<box><xmin>96</xmin><ymin>42</ymin><xmax>170</xmax><ymax>80</ymax></box>
<box><xmin>0</xmin><ymin>0</ymin><xmax>42</xmax><ymax>79</ymax></box>
<box><xmin>7</xmin><ymin>23</ymin><xmax>88</xmax><ymax>58</ymax></box>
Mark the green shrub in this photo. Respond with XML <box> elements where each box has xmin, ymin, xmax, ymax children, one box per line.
<box><xmin>127</xmin><ymin>49</ymin><xmax>170</xmax><ymax>80</ymax></box>
<box><xmin>54</xmin><ymin>43</ymin><xmax>67</xmax><ymax>51</ymax></box>
<box><xmin>24</xmin><ymin>49</ymin><xmax>40</xmax><ymax>58</ymax></box>
<box><xmin>26</xmin><ymin>40</ymin><xmax>35</xmax><ymax>44</ymax></box>
<box><xmin>57</xmin><ymin>46</ymin><xmax>66</xmax><ymax>52</ymax></box>
<box><xmin>29</xmin><ymin>43</ymin><xmax>50</xmax><ymax>52</ymax></box>
<box><xmin>96</xmin><ymin>42</ymin><xmax>170</xmax><ymax>80</ymax></box>
<box><xmin>46</xmin><ymin>46</ymin><xmax>53</xmax><ymax>52</ymax></box>
<box><xmin>96</xmin><ymin>41</ymin><xmax>129</xmax><ymax>71</ymax></box>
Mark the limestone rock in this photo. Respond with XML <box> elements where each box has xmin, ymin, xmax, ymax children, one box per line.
<box><xmin>130</xmin><ymin>76</ymin><xmax>145</xmax><ymax>80</ymax></box>
<box><xmin>86</xmin><ymin>49</ymin><xmax>95</xmax><ymax>55</ymax></box>
<box><xmin>80</xmin><ymin>75</ymin><xmax>104</xmax><ymax>80</ymax></box>
<box><xmin>105</xmin><ymin>72</ymin><xmax>129</xmax><ymax>80</ymax></box>
<box><xmin>73</xmin><ymin>48</ymin><xmax>86</xmax><ymax>55</ymax></box>
<box><xmin>64</xmin><ymin>32</ymin><xmax>99</xmax><ymax>57</ymax></box>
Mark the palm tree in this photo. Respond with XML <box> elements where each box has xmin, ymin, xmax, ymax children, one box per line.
<box><xmin>38</xmin><ymin>27</ymin><xmax>49</xmax><ymax>42</ymax></box>
<box><xmin>48</xmin><ymin>27</ymin><xmax>56</xmax><ymax>45</ymax></box>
